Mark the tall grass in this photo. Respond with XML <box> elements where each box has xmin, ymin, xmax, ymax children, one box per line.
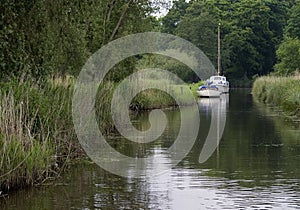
<box><xmin>95</xmin><ymin>79</ymin><xmax>201</xmax><ymax>136</ymax></box>
<box><xmin>0</xmin><ymin>80</ymin><xmax>80</xmax><ymax>193</ymax></box>
<box><xmin>252</xmin><ymin>75</ymin><xmax>300</xmax><ymax>117</ymax></box>
<box><xmin>0</xmin><ymin>76</ymin><xmax>202</xmax><ymax>193</ymax></box>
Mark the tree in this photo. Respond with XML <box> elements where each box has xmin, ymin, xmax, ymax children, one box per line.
<box><xmin>274</xmin><ymin>37</ymin><xmax>300</xmax><ymax>75</ymax></box>
<box><xmin>0</xmin><ymin>0</ymin><xmax>32</xmax><ymax>79</ymax></box>
<box><xmin>160</xmin><ymin>0</ymin><xmax>291</xmax><ymax>81</ymax></box>
<box><xmin>285</xmin><ymin>0</ymin><xmax>300</xmax><ymax>38</ymax></box>
<box><xmin>222</xmin><ymin>0</ymin><xmax>274</xmax><ymax>78</ymax></box>
<box><xmin>0</xmin><ymin>0</ymin><xmax>155</xmax><ymax>81</ymax></box>
<box><xmin>274</xmin><ymin>0</ymin><xmax>300</xmax><ymax>75</ymax></box>
<box><xmin>175</xmin><ymin>12</ymin><xmax>218</xmax><ymax>67</ymax></box>
<box><xmin>161</xmin><ymin>0</ymin><xmax>189</xmax><ymax>34</ymax></box>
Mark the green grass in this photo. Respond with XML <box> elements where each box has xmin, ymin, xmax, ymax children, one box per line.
<box><xmin>252</xmin><ymin>75</ymin><xmax>300</xmax><ymax>117</ymax></box>
<box><xmin>0</xmin><ymin>77</ymin><xmax>204</xmax><ymax>193</ymax></box>
<box><xmin>125</xmin><ymin>80</ymin><xmax>204</xmax><ymax>110</ymax></box>
<box><xmin>0</xmin><ymin>80</ymin><xmax>80</xmax><ymax>193</ymax></box>
<box><xmin>189</xmin><ymin>81</ymin><xmax>205</xmax><ymax>97</ymax></box>
<box><xmin>94</xmin><ymin>79</ymin><xmax>205</xmax><ymax>136</ymax></box>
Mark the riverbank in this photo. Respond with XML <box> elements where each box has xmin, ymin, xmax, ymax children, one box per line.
<box><xmin>0</xmin><ymin>79</ymin><xmax>203</xmax><ymax>194</ymax></box>
<box><xmin>0</xmin><ymin>80</ymin><xmax>82</xmax><ymax>194</ymax></box>
<box><xmin>96</xmin><ymin>80</ymin><xmax>203</xmax><ymax>134</ymax></box>
<box><xmin>252</xmin><ymin>75</ymin><xmax>300</xmax><ymax>118</ymax></box>
<box><xmin>130</xmin><ymin>81</ymin><xmax>204</xmax><ymax>110</ymax></box>
<box><xmin>2</xmin><ymin>90</ymin><xmax>299</xmax><ymax>210</ymax></box>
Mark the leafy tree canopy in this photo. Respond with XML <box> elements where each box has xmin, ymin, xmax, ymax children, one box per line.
<box><xmin>274</xmin><ymin>37</ymin><xmax>300</xmax><ymax>75</ymax></box>
<box><xmin>0</xmin><ymin>0</ymin><xmax>156</xmax><ymax>81</ymax></box>
<box><xmin>161</xmin><ymin>0</ymin><xmax>292</xmax><ymax>81</ymax></box>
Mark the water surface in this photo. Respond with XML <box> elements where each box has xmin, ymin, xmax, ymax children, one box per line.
<box><xmin>1</xmin><ymin>89</ymin><xmax>299</xmax><ymax>209</ymax></box>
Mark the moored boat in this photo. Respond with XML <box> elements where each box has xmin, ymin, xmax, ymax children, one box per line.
<box><xmin>208</xmin><ymin>23</ymin><xmax>229</xmax><ymax>94</ymax></box>
<box><xmin>207</xmin><ymin>76</ymin><xmax>229</xmax><ymax>93</ymax></box>
<box><xmin>197</xmin><ymin>23</ymin><xmax>229</xmax><ymax>97</ymax></box>
<box><xmin>197</xmin><ymin>85</ymin><xmax>221</xmax><ymax>98</ymax></box>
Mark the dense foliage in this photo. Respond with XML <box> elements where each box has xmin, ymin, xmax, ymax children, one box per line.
<box><xmin>1</xmin><ymin>0</ymin><xmax>300</xmax><ymax>82</ymax></box>
<box><xmin>161</xmin><ymin>0</ymin><xmax>300</xmax><ymax>81</ymax></box>
<box><xmin>0</xmin><ymin>80</ymin><xmax>77</xmax><ymax>192</ymax></box>
<box><xmin>252</xmin><ymin>75</ymin><xmax>300</xmax><ymax>117</ymax></box>
<box><xmin>1</xmin><ymin>0</ymin><xmax>300</xmax><ymax>193</ymax></box>
<box><xmin>0</xmin><ymin>0</ymin><xmax>155</xmax><ymax>81</ymax></box>
<box><xmin>275</xmin><ymin>0</ymin><xmax>300</xmax><ymax>75</ymax></box>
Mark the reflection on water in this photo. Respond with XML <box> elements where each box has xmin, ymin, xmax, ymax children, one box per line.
<box><xmin>1</xmin><ymin>89</ymin><xmax>299</xmax><ymax>209</ymax></box>
<box><xmin>197</xmin><ymin>94</ymin><xmax>228</xmax><ymax>164</ymax></box>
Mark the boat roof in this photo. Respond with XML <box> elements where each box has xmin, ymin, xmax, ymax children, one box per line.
<box><xmin>210</xmin><ymin>76</ymin><xmax>226</xmax><ymax>80</ymax></box>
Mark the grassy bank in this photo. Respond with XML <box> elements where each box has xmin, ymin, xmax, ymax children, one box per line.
<box><xmin>0</xmin><ymin>78</ymin><xmax>203</xmax><ymax>193</ymax></box>
<box><xmin>96</xmin><ymin>80</ymin><xmax>203</xmax><ymax>135</ymax></box>
<box><xmin>0</xmin><ymin>80</ymin><xmax>80</xmax><ymax>194</ymax></box>
<box><xmin>130</xmin><ymin>81</ymin><xmax>204</xmax><ymax>110</ymax></box>
<box><xmin>252</xmin><ymin>75</ymin><xmax>300</xmax><ymax>118</ymax></box>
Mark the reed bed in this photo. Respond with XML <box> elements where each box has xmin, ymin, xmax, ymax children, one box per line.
<box><xmin>95</xmin><ymin>78</ymin><xmax>201</xmax><ymax>136</ymax></box>
<box><xmin>252</xmin><ymin>75</ymin><xmax>300</xmax><ymax>117</ymax></box>
<box><xmin>0</xmin><ymin>81</ymin><xmax>80</xmax><ymax>193</ymax></box>
<box><xmin>0</xmin><ymin>76</ymin><xmax>201</xmax><ymax>193</ymax></box>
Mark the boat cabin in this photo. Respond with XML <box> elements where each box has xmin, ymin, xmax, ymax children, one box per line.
<box><xmin>209</xmin><ymin>76</ymin><xmax>229</xmax><ymax>86</ymax></box>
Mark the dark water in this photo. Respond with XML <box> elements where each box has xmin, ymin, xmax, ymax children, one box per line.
<box><xmin>1</xmin><ymin>89</ymin><xmax>299</xmax><ymax>209</ymax></box>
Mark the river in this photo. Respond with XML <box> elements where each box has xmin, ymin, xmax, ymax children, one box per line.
<box><xmin>1</xmin><ymin>89</ymin><xmax>299</xmax><ymax>209</ymax></box>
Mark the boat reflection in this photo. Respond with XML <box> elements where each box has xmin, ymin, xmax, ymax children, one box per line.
<box><xmin>197</xmin><ymin>94</ymin><xmax>228</xmax><ymax>164</ymax></box>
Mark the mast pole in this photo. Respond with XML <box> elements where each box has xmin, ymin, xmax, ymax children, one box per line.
<box><xmin>218</xmin><ymin>23</ymin><xmax>221</xmax><ymax>76</ymax></box>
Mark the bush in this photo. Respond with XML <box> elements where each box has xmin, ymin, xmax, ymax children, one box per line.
<box><xmin>0</xmin><ymin>80</ymin><xmax>79</xmax><ymax>193</ymax></box>
<box><xmin>252</xmin><ymin>76</ymin><xmax>300</xmax><ymax>117</ymax></box>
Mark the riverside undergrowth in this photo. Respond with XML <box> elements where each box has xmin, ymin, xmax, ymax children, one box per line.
<box><xmin>95</xmin><ymin>79</ymin><xmax>195</xmax><ymax>136</ymax></box>
<box><xmin>252</xmin><ymin>75</ymin><xmax>300</xmax><ymax>118</ymax></box>
<box><xmin>0</xmin><ymin>77</ymin><xmax>201</xmax><ymax>194</ymax></box>
<box><xmin>0</xmin><ymin>80</ymin><xmax>80</xmax><ymax>193</ymax></box>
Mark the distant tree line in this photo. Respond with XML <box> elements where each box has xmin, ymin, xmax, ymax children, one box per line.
<box><xmin>160</xmin><ymin>0</ymin><xmax>300</xmax><ymax>80</ymax></box>
<box><xmin>1</xmin><ymin>0</ymin><xmax>300</xmax><ymax>83</ymax></box>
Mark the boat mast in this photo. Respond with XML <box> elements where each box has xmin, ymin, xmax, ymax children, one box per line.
<box><xmin>218</xmin><ymin>23</ymin><xmax>221</xmax><ymax>76</ymax></box>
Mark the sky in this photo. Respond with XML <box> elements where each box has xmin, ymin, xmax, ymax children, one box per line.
<box><xmin>151</xmin><ymin>0</ymin><xmax>174</xmax><ymax>17</ymax></box>
<box><xmin>152</xmin><ymin>0</ymin><xmax>191</xmax><ymax>18</ymax></box>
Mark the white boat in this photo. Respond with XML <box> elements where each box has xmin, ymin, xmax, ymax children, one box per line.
<box><xmin>197</xmin><ymin>85</ymin><xmax>221</xmax><ymax>98</ymax></box>
<box><xmin>207</xmin><ymin>23</ymin><xmax>230</xmax><ymax>94</ymax></box>
<box><xmin>197</xmin><ymin>24</ymin><xmax>229</xmax><ymax>97</ymax></box>
<box><xmin>207</xmin><ymin>75</ymin><xmax>229</xmax><ymax>93</ymax></box>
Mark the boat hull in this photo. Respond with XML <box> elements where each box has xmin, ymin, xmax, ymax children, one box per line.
<box><xmin>215</xmin><ymin>85</ymin><xmax>229</xmax><ymax>93</ymax></box>
<box><xmin>197</xmin><ymin>89</ymin><xmax>221</xmax><ymax>98</ymax></box>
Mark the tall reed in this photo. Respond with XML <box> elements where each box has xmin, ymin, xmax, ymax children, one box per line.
<box><xmin>0</xmin><ymin>76</ymin><xmax>201</xmax><ymax>193</ymax></box>
<box><xmin>252</xmin><ymin>75</ymin><xmax>300</xmax><ymax>117</ymax></box>
<box><xmin>95</xmin><ymin>78</ymin><xmax>197</xmax><ymax>136</ymax></box>
<box><xmin>0</xmin><ymin>80</ymin><xmax>79</xmax><ymax>193</ymax></box>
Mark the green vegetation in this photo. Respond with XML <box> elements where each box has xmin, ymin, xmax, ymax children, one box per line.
<box><xmin>252</xmin><ymin>75</ymin><xmax>300</xmax><ymax>118</ymax></box>
<box><xmin>2</xmin><ymin>0</ymin><xmax>300</xmax><ymax>84</ymax></box>
<box><xmin>0</xmin><ymin>77</ymin><xmax>202</xmax><ymax>193</ymax></box>
<box><xmin>96</xmin><ymin>80</ymin><xmax>203</xmax><ymax>135</ymax></box>
<box><xmin>1</xmin><ymin>0</ymin><xmax>300</xmax><ymax>193</ymax></box>
<box><xmin>0</xmin><ymin>0</ymin><xmax>154</xmax><ymax>81</ymax></box>
<box><xmin>161</xmin><ymin>0</ymin><xmax>288</xmax><ymax>82</ymax></box>
<box><xmin>130</xmin><ymin>83</ymin><xmax>200</xmax><ymax>110</ymax></box>
<box><xmin>0</xmin><ymin>0</ymin><xmax>155</xmax><ymax>193</ymax></box>
<box><xmin>250</xmin><ymin>0</ymin><xmax>300</xmax><ymax>119</ymax></box>
<box><xmin>160</xmin><ymin>0</ymin><xmax>300</xmax><ymax>83</ymax></box>
<box><xmin>273</xmin><ymin>0</ymin><xmax>300</xmax><ymax>77</ymax></box>
<box><xmin>274</xmin><ymin>37</ymin><xmax>300</xmax><ymax>76</ymax></box>
<box><xmin>0</xmin><ymin>80</ymin><xmax>79</xmax><ymax>193</ymax></box>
